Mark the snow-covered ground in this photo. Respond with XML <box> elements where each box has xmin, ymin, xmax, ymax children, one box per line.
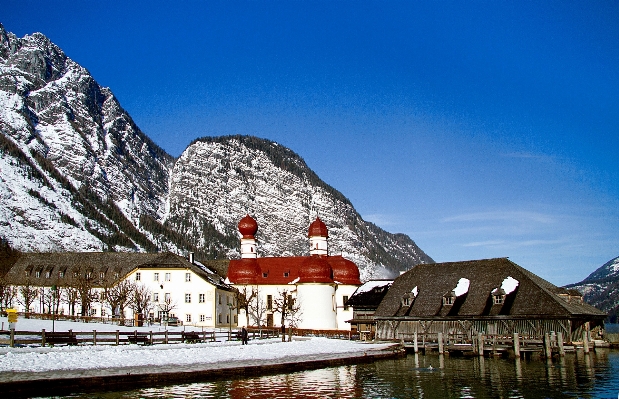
<box><xmin>0</xmin><ymin>317</ymin><xmax>390</xmax><ymax>373</ymax></box>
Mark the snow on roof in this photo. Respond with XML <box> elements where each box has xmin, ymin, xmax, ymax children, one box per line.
<box><xmin>501</xmin><ymin>276</ymin><xmax>519</xmax><ymax>294</ymax></box>
<box><xmin>411</xmin><ymin>286</ymin><xmax>418</xmax><ymax>297</ymax></box>
<box><xmin>354</xmin><ymin>280</ymin><xmax>392</xmax><ymax>295</ymax></box>
<box><xmin>453</xmin><ymin>278</ymin><xmax>470</xmax><ymax>297</ymax></box>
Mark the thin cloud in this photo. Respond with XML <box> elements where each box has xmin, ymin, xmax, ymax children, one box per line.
<box><xmin>500</xmin><ymin>152</ymin><xmax>553</xmax><ymax>161</ymax></box>
<box><xmin>461</xmin><ymin>238</ymin><xmax>566</xmax><ymax>249</ymax></box>
<box><xmin>443</xmin><ymin>211</ymin><xmax>555</xmax><ymax>224</ymax></box>
<box><xmin>363</xmin><ymin>213</ymin><xmax>395</xmax><ymax>227</ymax></box>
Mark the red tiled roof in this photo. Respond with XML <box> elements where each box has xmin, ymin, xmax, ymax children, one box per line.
<box><xmin>228</xmin><ymin>255</ymin><xmax>361</xmax><ymax>285</ymax></box>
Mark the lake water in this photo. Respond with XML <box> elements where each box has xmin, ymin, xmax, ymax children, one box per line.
<box><xmin>56</xmin><ymin>349</ymin><xmax>619</xmax><ymax>399</ymax></box>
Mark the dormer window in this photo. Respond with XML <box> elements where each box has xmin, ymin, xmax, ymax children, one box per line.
<box><xmin>443</xmin><ymin>292</ymin><xmax>456</xmax><ymax>305</ymax></box>
<box><xmin>401</xmin><ymin>286</ymin><xmax>418</xmax><ymax>307</ymax></box>
<box><xmin>262</xmin><ymin>272</ymin><xmax>268</xmax><ymax>278</ymax></box>
<box><xmin>492</xmin><ymin>288</ymin><xmax>506</xmax><ymax>305</ymax></box>
<box><xmin>284</xmin><ymin>272</ymin><xmax>289</xmax><ymax>277</ymax></box>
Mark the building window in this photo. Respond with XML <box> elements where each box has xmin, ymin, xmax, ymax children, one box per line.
<box><xmin>59</xmin><ymin>271</ymin><xmax>65</xmax><ymax>278</ymax></box>
<box><xmin>100</xmin><ymin>272</ymin><xmax>105</xmax><ymax>279</ymax></box>
<box><xmin>226</xmin><ymin>314</ymin><xmax>230</xmax><ymax>323</ymax></box>
<box><xmin>165</xmin><ymin>273</ymin><xmax>171</xmax><ymax>281</ymax></box>
<box><xmin>86</xmin><ymin>272</ymin><xmax>92</xmax><ymax>279</ymax></box>
<box><xmin>101</xmin><ymin>309</ymin><xmax>106</xmax><ymax>317</ymax></box>
<box><xmin>218</xmin><ymin>294</ymin><xmax>222</xmax><ymax>304</ymax></box>
<box><xmin>343</xmin><ymin>295</ymin><xmax>349</xmax><ymax>310</ymax></box>
<box><xmin>443</xmin><ymin>295</ymin><xmax>454</xmax><ymax>305</ymax></box>
<box><xmin>267</xmin><ymin>295</ymin><xmax>273</xmax><ymax>311</ymax></box>
<box><xmin>35</xmin><ymin>271</ymin><xmax>41</xmax><ymax>278</ymax></box>
<box><xmin>186</xmin><ymin>314</ymin><xmax>192</xmax><ymax>323</ymax></box>
<box><xmin>165</xmin><ymin>293</ymin><xmax>171</xmax><ymax>302</ymax></box>
<box><xmin>200</xmin><ymin>314</ymin><xmax>205</xmax><ymax>322</ymax></box>
<box><xmin>136</xmin><ymin>272</ymin><xmax>141</xmax><ymax>281</ymax></box>
<box><xmin>185</xmin><ymin>273</ymin><xmax>191</xmax><ymax>282</ymax></box>
<box><xmin>114</xmin><ymin>272</ymin><xmax>119</xmax><ymax>279</ymax></box>
<box><xmin>185</xmin><ymin>293</ymin><xmax>191</xmax><ymax>303</ymax></box>
<box><xmin>199</xmin><ymin>294</ymin><xmax>205</xmax><ymax>303</ymax></box>
<box><xmin>153</xmin><ymin>293</ymin><xmax>159</xmax><ymax>302</ymax></box>
<box><xmin>234</xmin><ymin>315</ymin><xmax>237</xmax><ymax>324</ymax></box>
<box><xmin>284</xmin><ymin>272</ymin><xmax>289</xmax><ymax>277</ymax></box>
<box><xmin>262</xmin><ymin>272</ymin><xmax>268</xmax><ymax>278</ymax></box>
<box><xmin>287</xmin><ymin>295</ymin><xmax>294</xmax><ymax>311</ymax></box>
<box><xmin>45</xmin><ymin>271</ymin><xmax>51</xmax><ymax>278</ymax></box>
<box><xmin>218</xmin><ymin>314</ymin><xmax>222</xmax><ymax>323</ymax></box>
<box><xmin>154</xmin><ymin>273</ymin><xmax>159</xmax><ymax>281</ymax></box>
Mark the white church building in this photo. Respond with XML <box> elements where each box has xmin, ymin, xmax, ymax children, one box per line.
<box><xmin>226</xmin><ymin>215</ymin><xmax>362</xmax><ymax>331</ymax></box>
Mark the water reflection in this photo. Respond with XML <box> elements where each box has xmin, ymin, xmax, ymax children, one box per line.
<box><xmin>56</xmin><ymin>350</ymin><xmax>619</xmax><ymax>398</ymax></box>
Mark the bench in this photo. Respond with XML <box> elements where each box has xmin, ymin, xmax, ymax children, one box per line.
<box><xmin>44</xmin><ymin>332</ymin><xmax>78</xmax><ymax>346</ymax></box>
<box><xmin>127</xmin><ymin>333</ymin><xmax>150</xmax><ymax>345</ymax></box>
<box><xmin>182</xmin><ymin>331</ymin><xmax>202</xmax><ymax>343</ymax></box>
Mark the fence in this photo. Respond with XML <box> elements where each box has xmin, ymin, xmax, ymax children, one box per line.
<box><xmin>0</xmin><ymin>328</ymin><xmax>267</xmax><ymax>347</ymax></box>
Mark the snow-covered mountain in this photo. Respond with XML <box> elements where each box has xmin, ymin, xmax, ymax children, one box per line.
<box><xmin>565</xmin><ymin>256</ymin><xmax>619</xmax><ymax>323</ymax></box>
<box><xmin>0</xmin><ymin>24</ymin><xmax>432</xmax><ymax>279</ymax></box>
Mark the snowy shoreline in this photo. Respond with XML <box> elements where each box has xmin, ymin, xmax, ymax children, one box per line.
<box><xmin>0</xmin><ymin>317</ymin><xmax>393</xmax><ymax>374</ymax></box>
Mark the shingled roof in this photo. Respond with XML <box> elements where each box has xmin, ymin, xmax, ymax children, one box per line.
<box><xmin>374</xmin><ymin>258</ymin><xmax>606</xmax><ymax>320</ymax></box>
<box><xmin>3</xmin><ymin>252</ymin><xmax>234</xmax><ymax>291</ymax></box>
<box><xmin>346</xmin><ymin>280</ymin><xmax>393</xmax><ymax>309</ymax></box>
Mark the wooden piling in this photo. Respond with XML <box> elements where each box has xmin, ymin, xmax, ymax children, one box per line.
<box><xmin>42</xmin><ymin>329</ymin><xmax>46</xmax><ymax>347</ymax></box>
<box><xmin>413</xmin><ymin>332</ymin><xmax>418</xmax><ymax>353</ymax></box>
<box><xmin>438</xmin><ymin>332</ymin><xmax>444</xmax><ymax>354</ymax></box>
<box><xmin>93</xmin><ymin>330</ymin><xmax>97</xmax><ymax>345</ymax></box>
<box><xmin>544</xmin><ymin>333</ymin><xmax>552</xmax><ymax>359</ymax></box>
<box><xmin>582</xmin><ymin>331</ymin><xmax>590</xmax><ymax>353</ymax></box>
<box><xmin>513</xmin><ymin>332</ymin><xmax>520</xmax><ymax>357</ymax></box>
<box><xmin>557</xmin><ymin>332</ymin><xmax>565</xmax><ymax>356</ymax></box>
<box><xmin>478</xmin><ymin>333</ymin><xmax>484</xmax><ymax>356</ymax></box>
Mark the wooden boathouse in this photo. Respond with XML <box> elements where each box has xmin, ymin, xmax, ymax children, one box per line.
<box><xmin>374</xmin><ymin>258</ymin><xmax>607</xmax><ymax>356</ymax></box>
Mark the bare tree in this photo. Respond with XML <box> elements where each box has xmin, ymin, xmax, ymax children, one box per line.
<box><xmin>0</xmin><ymin>276</ymin><xmax>16</xmax><ymax>311</ymax></box>
<box><xmin>71</xmin><ymin>268</ymin><xmax>99</xmax><ymax>317</ymax></box>
<box><xmin>235</xmin><ymin>286</ymin><xmax>257</xmax><ymax>327</ymax></box>
<box><xmin>273</xmin><ymin>289</ymin><xmax>299</xmax><ymax>342</ymax></box>
<box><xmin>64</xmin><ymin>284</ymin><xmax>80</xmax><ymax>316</ymax></box>
<box><xmin>285</xmin><ymin>296</ymin><xmax>303</xmax><ymax>342</ymax></box>
<box><xmin>157</xmin><ymin>293</ymin><xmax>177</xmax><ymax>327</ymax></box>
<box><xmin>102</xmin><ymin>280</ymin><xmax>132</xmax><ymax>323</ymax></box>
<box><xmin>17</xmin><ymin>280</ymin><xmax>38</xmax><ymax>317</ymax></box>
<box><xmin>128</xmin><ymin>283</ymin><xmax>152</xmax><ymax>326</ymax></box>
<box><xmin>248</xmin><ymin>288</ymin><xmax>267</xmax><ymax>330</ymax></box>
<box><xmin>39</xmin><ymin>287</ymin><xmax>54</xmax><ymax>314</ymax></box>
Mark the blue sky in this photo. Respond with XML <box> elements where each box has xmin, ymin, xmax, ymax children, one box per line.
<box><xmin>3</xmin><ymin>1</ymin><xmax>618</xmax><ymax>285</ymax></box>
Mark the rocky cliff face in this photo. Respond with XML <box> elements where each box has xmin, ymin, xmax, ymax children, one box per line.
<box><xmin>566</xmin><ymin>256</ymin><xmax>619</xmax><ymax>323</ymax></box>
<box><xmin>0</xmin><ymin>25</ymin><xmax>432</xmax><ymax>279</ymax></box>
<box><xmin>168</xmin><ymin>136</ymin><xmax>433</xmax><ymax>280</ymax></box>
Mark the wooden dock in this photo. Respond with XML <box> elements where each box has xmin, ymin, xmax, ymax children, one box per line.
<box><xmin>399</xmin><ymin>331</ymin><xmax>598</xmax><ymax>358</ymax></box>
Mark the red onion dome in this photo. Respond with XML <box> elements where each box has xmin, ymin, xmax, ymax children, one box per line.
<box><xmin>227</xmin><ymin>259</ymin><xmax>261</xmax><ymax>284</ymax></box>
<box><xmin>298</xmin><ymin>256</ymin><xmax>333</xmax><ymax>283</ymax></box>
<box><xmin>308</xmin><ymin>217</ymin><xmax>328</xmax><ymax>238</ymax></box>
<box><xmin>238</xmin><ymin>214</ymin><xmax>258</xmax><ymax>238</ymax></box>
<box><xmin>329</xmin><ymin>256</ymin><xmax>362</xmax><ymax>285</ymax></box>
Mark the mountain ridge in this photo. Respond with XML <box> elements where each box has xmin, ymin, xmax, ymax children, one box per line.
<box><xmin>565</xmin><ymin>255</ymin><xmax>619</xmax><ymax>323</ymax></box>
<box><xmin>0</xmin><ymin>25</ymin><xmax>433</xmax><ymax>279</ymax></box>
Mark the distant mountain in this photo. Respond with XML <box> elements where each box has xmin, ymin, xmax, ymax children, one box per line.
<box><xmin>0</xmin><ymin>24</ymin><xmax>433</xmax><ymax>280</ymax></box>
<box><xmin>565</xmin><ymin>256</ymin><xmax>619</xmax><ymax>323</ymax></box>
